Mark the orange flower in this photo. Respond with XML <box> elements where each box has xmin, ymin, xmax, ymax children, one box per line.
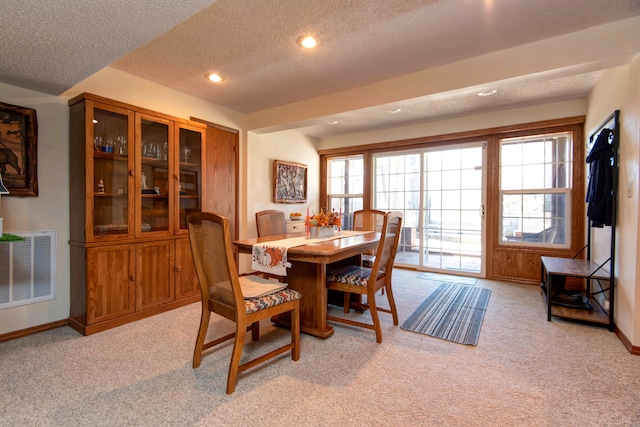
<box><xmin>312</xmin><ymin>208</ymin><xmax>341</xmax><ymax>226</ymax></box>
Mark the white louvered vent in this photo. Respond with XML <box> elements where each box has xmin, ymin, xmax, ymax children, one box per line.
<box><xmin>0</xmin><ymin>231</ymin><xmax>56</xmax><ymax>309</ymax></box>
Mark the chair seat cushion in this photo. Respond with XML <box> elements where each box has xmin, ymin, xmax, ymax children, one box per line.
<box><xmin>326</xmin><ymin>264</ymin><xmax>372</xmax><ymax>287</ymax></box>
<box><xmin>244</xmin><ymin>288</ymin><xmax>301</xmax><ymax>314</ymax></box>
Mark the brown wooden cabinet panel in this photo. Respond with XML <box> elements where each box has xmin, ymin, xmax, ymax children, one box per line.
<box><xmin>69</xmin><ymin>94</ymin><xmax>211</xmax><ymax>335</ymax></box>
<box><xmin>135</xmin><ymin>240</ymin><xmax>175</xmax><ymax>311</ymax></box>
<box><xmin>202</xmin><ymin>125</ymin><xmax>238</xmax><ymax>242</ymax></box>
<box><xmin>86</xmin><ymin>244</ymin><xmax>135</xmax><ymax>324</ymax></box>
<box><xmin>491</xmin><ymin>249</ymin><xmax>541</xmax><ymax>283</ymax></box>
<box><xmin>175</xmin><ymin>238</ymin><xmax>199</xmax><ymax>299</ymax></box>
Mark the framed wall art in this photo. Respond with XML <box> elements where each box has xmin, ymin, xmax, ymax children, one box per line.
<box><xmin>0</xmin><ymin>101</ymin><xmax>38</xmax><ymax>196</ymax></box>
<box><xmin>273</xmin><ymin>160</ymin><xmax>307</xmax><ymax>203</ymax></box>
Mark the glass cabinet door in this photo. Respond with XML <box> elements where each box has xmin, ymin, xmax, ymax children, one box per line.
<box><xmin>92</xmin><ymin>106</ymin><xmax>133</xmax><ymax>238</ymax></box>
<box><xmin>177</xmin><ymin>124</ymin><xmax>203</xmax><ymax>233</ymax></box>
<box><xmin>137</xmin><ymin>114</ymin><xmax>173</xmax><ymax>236</ymax></box>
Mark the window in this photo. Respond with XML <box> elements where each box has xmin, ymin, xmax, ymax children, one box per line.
<box><xmin>327</xmin><ymin>155</ymin><xmax>364</xmax><ymax>230</ymax></box>
<box><xmin>500</xmin><ymin>132</ymin><xmax>572</xmax><ymax>246</ymax></box>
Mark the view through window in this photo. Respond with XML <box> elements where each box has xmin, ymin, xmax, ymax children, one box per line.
<box><xmin>500</xmin><ymin>132</ymin><xmax>572</xmax><ymax>247</ymax></box>
<box><xmin>374</xmin><ymin>144</ymin><xmax>484</xmax><ymax>273</ymax></box>
<box><xmin>327</xmin><ymin>155</ymin><xmax>363</xmax><ymax>230</ymax></box>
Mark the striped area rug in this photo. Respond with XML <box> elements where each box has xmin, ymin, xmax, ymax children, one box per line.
<box><xmin>401</xmin><ymin>283</ymin><xmax>491</xmax><ymax>345</ymax></box>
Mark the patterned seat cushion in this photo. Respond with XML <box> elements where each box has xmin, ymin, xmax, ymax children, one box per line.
<box><xmin>326</xmin><ymin>264</ymin><xmax>372</xmax><ymax>287</ymax></box>
<box><xmin>244</xmin><ymin>288</ymin><xmax>301</xmax><ymax>314</ymax></box>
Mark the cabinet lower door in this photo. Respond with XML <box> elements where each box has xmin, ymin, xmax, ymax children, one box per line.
<box><xmin>175</xmin><ymin>238</ymin><xmax>199</xmax><ymax>299</ymax></box>
<box><xmin>136</xmin><ymin>240</ymin><xmax>175</xmax><ymax>310</ymax></box>
<box><xmin>87</xmin><ymin>244</ymin><xmax>136</xmax><ymax>324</ymax></box>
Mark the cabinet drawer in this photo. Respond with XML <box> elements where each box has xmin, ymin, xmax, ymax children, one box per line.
<box><xmin>286</xmin><ymin>221</ymin><xmax>305</xmax><ymax>233</ymax></box>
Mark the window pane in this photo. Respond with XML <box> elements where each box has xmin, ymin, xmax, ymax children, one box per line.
<box><xmin>461</xmin><ymin>147</ymin><xmax>482</xmax><ymax>169</ymax></box>
<box><xmin>441</xmin><ymin>150</ymin><xmax>461</xmax><ymax>170</ymax></box>
<box><xmin>405</xmin><ymin>172</ymin><xmax>420</xmax><ymax>191</ymax></box>
<box><xmin>501</xmin><ymin>192</ymin><xmax>568</xmax><ymax>245</ymax></box>
<box><xmin>329</xmin><ymin>177</ymin><xmax>343</xmax><ymax>194</ymax></box>
<box><xmin>460</xmin><ymin>169</ymin><xmax>481</xmax><ymax>190</ymax></box>
<box><xmin>441</xmin><ymin>190</ymin><xmax>460</xmax><ymax>210</ymax></box>
<box><xmin>501</xmin><ymin>166</ymin><xmax>522</xmax><ymax>190</ymax></box>
<box><xmin>502</xmin><ymin>194</ymin><xmax>522</xmax><ymax>216</ymax></box>
<box><xmin>406</xmin><ymin>191</ymin><xmax>420</xmax><ymax>210</ymax></box>
<box><xmin>460</xmin><ymin>189</ymin><xmax>480</xmax><ymax>210</ymax></box>
<box><xmin>522</xmin><ymin>164</ymin><xmax>545</xmax><ymax>188</ymax></box>
<box><xmin>329</xmin><ymin>196</ymin><xmax>363</xmax><ymax>230</ymax></box>
<box><xmin>389</xmin><ymin>174</ymin><xmax>405</xmax><ymax>191</ymax></box>
<box><xmin>426</xmin><ymin>190</ymin><xmax>442</xmax><ymax>210</ymax></box>
<box><xmin>500</xmin><ymin>132</ymin><xmax>572</xmax><ymax>247</ymax></box>
<box><xmin>348</xmin><ymin>175</ymin><xmax>363</xmax><ymax>193</ymax></box>
<box><xmin>501</xmin><ymin>142</ymin><xmax>522</xmax><ymax>166</ymax></box>
<box><xmin>426</xmin><ymin>171</ymin><xmax>441</xmax><ymax>190</ymax></box>
<box><xmin>328</xmin><ymin>156</ymin><xmax>364</xmax><ymax>198</ymax></box>
<box><xmin>441</xmin><ymin>170</ymin><xmax>460</xmax><ymax>190</ymax></box>
<box><xmin>426</xmin><ymin>151</ymin><xmax>441</xmax><ymax>170</ymax></box>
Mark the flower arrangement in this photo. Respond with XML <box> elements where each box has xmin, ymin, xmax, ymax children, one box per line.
<box><xmin>311</xmin><ymin>208</ymin><xmax>341</xmax><ymax>227</ymax></box>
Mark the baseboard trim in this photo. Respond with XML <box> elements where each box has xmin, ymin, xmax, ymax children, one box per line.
<box><xmin>0</xmin><ymin>319</ymin><xmax>69</xmax><ymax>343</ymax></box>
<box><xmin>615</xmin><ymin>326</ymin><xmax>640</xmax><ymax>355</ymax></box>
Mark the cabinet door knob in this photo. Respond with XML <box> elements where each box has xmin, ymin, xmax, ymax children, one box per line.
<box><xmin>175</xmin><ymin>266</ymin><xmax>182</xmax><ymax>272</ymax></box>
<box><xmin>174</xmin><ymin>174</ymin><xmax>179</xmax><ymax>180</ymax></box>
<box><xmin>130</xmin><ymin>274</ymin><xmax>135</xmax><ymax>281</ymax></box>
<box><xmin>129</xmin><ymin>170</ymin><xmax>135</xmax><ymax>176</ymax></box>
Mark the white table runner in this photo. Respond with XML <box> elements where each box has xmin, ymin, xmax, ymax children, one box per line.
<box><xmin>251</xmin><ymin>230</ymin><xmax>369</xmax><ymax>276</ymax></box>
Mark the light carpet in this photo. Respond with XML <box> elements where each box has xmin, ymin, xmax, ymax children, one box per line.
<box><xmin>2</xmin><ymin>270</ymin><xmax>640</xmax><ymax>426</ymax></box>
<box><xmin>401</xmin><ymin>283</ymin><xmax>491</xmax><ymax>345</ymax></box>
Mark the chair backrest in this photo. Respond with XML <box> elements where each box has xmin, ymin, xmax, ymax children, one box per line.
<box><xmin>352</xmin><ymin>209</ymin><xmax>386</xmax><ymax>232</ymax></box>
<box><xmin>187</xmin><ymin>212</ymin><xmax>242</xmax><ymax>319</ymax></box>
<box><xmin>371</xmin><ymin>211</ymin><xmax>403</xmax><ymax>277</ymax></box>
<box><xmin>255</xmin><ymin>210</ymin><xmax>287</xmax><ymax>237</ymax></box>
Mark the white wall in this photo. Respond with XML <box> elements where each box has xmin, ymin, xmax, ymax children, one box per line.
<box><xmin>0</xmin><ymin>67</ymin><xmax>246</xmax><ymax>335</ymax></box>
<box><xmin>238</xmin><ymin>130</ymin><xmax>319</xmax><ymax>272</ymax></box>
<box><xmin>0</xmin><ymin>83</ymin><xmax>70</xmax><ymax>335</ymax></box>
<box><xmin>587</xmin><ymin>56</ymin><xmax>640</xmax><ymax>345</ymax></box>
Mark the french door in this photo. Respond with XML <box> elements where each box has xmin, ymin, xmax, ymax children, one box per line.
<box><xmin>374</xmin><ymin>142</ymin><xmax>486</xmax><ymax>275</ymax></box>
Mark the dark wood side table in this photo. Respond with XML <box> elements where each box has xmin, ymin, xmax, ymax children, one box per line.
<box><xmin>540</xmin><ymin>256</ymin><xmax>612</xmax><ymax>327</ymax></box>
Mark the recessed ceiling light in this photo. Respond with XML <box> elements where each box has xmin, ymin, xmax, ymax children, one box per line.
<box><xmin>328</xmin><ymin>120</ymin><xmax>339</xmax><ymax>125</ymax></box>
<box><xmin>208</xmin><ymin>73</ymin><xmax>224</xmax><ymax>83</ymax></box>
<box><xmin>298</xmin><ymin>36</ymin><xmax>319</xmax><ymax>49</ymax></box>
<box><xmin>387</xmin><ymin>108</ymin><xmax>402</xmax><ymax>114</ymax></box>
<box><xmin>477</xmin><ymin>89</ymin><xmax>498</xmax><ymax>97</ymax></box>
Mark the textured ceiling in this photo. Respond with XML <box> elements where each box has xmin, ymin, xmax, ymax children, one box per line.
<box><xmin>1</xmin><ymin>0</ymin><xmax>640</xmax><ymax>139</ymax></box>
<box><xmin>0</xmin><ymin>0</ymin><xmax>217</xmax><ymax>95</ymax></box>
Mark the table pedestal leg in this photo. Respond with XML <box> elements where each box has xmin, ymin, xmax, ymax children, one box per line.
<box><xmin>272</xmin><ymin>260</ymin><xmax>334</xmax><ymax>339</ymax></box>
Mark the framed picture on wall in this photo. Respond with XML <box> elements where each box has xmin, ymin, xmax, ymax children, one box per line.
<box><xmin>0</xmin><ymin>101</ymin><xmax>38</xmax><ymax>196</ymax></box>
<box><xmin>273</xmin><ymin>160</ymin><xmax>307</xmax><ymax>203</ymax></box>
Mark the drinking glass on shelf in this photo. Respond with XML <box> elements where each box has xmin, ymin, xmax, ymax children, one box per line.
<box><xmin>118</xmin><ymin>136</ymin><xmax>127</xmax><ymax>155</ymax></box>
<box><xmin>181</xmin><ymin>146</ymin><xmax>191</xmax><ymax>163</ymax></box>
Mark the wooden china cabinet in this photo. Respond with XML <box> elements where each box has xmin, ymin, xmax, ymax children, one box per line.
<box><xmin>68</xmin><ymin>93</ymin><xmax>205</xmax><ymax>335</ymax></box>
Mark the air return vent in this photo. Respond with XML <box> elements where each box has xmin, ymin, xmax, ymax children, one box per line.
<box><xmin>0</xmin><ymin>231</ymin><xmax>56</xmax><ymax>309</ymax></box>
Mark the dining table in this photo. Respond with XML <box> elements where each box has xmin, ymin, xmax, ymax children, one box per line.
<box><xmin>233</xmin><ymin>230</ymin><xmax>381</xmax><ymax>338</ymax></box>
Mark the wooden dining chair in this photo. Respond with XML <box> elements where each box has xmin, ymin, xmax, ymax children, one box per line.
<box><xmin>325</xmin><ymin>211</ymin><xmax>403</xmax><ymax>343</ymax></box>
<box><xmin>352</xmin><ymin>209</ymin><xmax>386</xmax><ymax>267</ymax></box>
<box><xmin>340</xmin><ymin>209</ymin><xmax>387</xmax><ymax>312</ymax></box>
<box><xmin>255</xmin><ymin>209</ymin><xmax>288</xmax><ymax>281</ymax></box>
<box><xmin>187</xmin><ymin>212</ymin><xmax>301</xmax><ymax>394</ymax></box>
<box><xmin>255</xmin><ymin>210</ymin><xmax>287</xmax><ymax>237</ymax></box>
